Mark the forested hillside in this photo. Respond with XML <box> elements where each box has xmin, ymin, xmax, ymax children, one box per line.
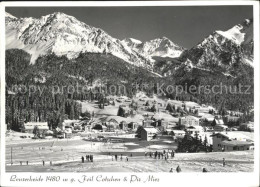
<box><xmin>5</xmin><ymin>49</ymin><xmax>159</xmax><ymax>130</ymax></box>
<box><xmin>5</xmin><ymin>46</ymin><xmax>253</xmax><ymax>131</ymax></box>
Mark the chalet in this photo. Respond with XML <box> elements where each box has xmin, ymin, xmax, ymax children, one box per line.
<box><xmin>84</xmin><ymin>124</ymin><xmax>92</xmax><ymax>132</ymax></box>
<box><xmin>172</xmin><ymin>130</ymin><xmax>186</xmax><ymax>137</ymax></box>
<box><xmin>186</xmin><ymin>126</ymin><xmax>204</xmax><ymax>136</ymax></box>
<box><xmin>211</xmin><ymin>132</ymin><xmax>253</xmax><ymax>152</ymax></box>
<box><xmin>107</xmin><ymin>118</ymin><xmax>119</xmax><ymax>132</ymax></box>
<box><xmin>22</xmin><ymin>122</ymin><xmax>49</xmax><ymax>133</ymax></box>
<box><xmin>142</xmin><ymin>119</ymin><xmax>155</xmax><ymax>127</ymax></box>
<box><xmin>64</xmin><ymin>125</ymin><xmax>73</xmax><ymax>133</ymax></box>
<box><xmin>200</xmin><ymin>113</ymin><xmax>215</xmax><ymax>122</ymax></box>
<box><xmin>64</xmin><ymin>127</ymin><xmax>72</xmax><ymax>138</ymax></box>
<box><xmin>199</xmin><ymin>132</ymin><xmax>213</xmax><ymax>145</ymax></box>
<box><xmin>220</xmin><ymin>140</ymin><xmax>254</xmax><ymax>151</ymax></box>
<box><xmin>179</xmin><ymin>116</ymin><xmax>199</xmax><ymax>127</ymax></box>
<box><xmin>227</xmin><ymin>110</ymin><xmax>243</xmax><ymax>117</ymax></box>
<box><xmin>119</xmin><ymin>121</ymin><xmax>128</xmax><ymax>130</ymax></box>
<box><xmin>61</xmin><ymin>120</ymin><xmax>80</xmax><ymax>130</ymax></box>
<box><xmin>120</xmin><ymin>121</ymin><xmax>139</xmax><ymax>131</ymax></box>
<box><xmin>56</xmin><ymin>131</ymin><xmax>72</xmax><ymax>139</ymax></box>
<box><xmin>127</xmin><ymin>122</ymin><xmax>138</xmax><ymax>130</ymax></box>
<box><xmin>214</xmin><ymin>124</ymin><xmax>228</xmax><ymax>132</ymax></box>
<box><xmin>240</xmin><ymin>121</ymin><xmax>254</xmax><ymax>132</ymax></box>
<box><xmin>198</xmin><ymin>107</ymin><xmax>210</xmax><ymax>113</ymax></box>
<box><xmin>224</xmin><ymin>116</ymin><xmax>240</xmax><ymax>123</ymax></box>
<box><xmin>140</xmin><ymin>127</ymin><xmax>158</xmax><ymax>141</ymax></box>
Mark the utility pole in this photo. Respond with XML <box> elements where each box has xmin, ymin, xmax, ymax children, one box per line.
<box><xmin>11</xmin><ymin>147</ymin><xmax>13</xmax><ymax>165</ymax></box>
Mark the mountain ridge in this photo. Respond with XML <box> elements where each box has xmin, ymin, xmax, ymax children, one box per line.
<box><xmin>5</xmin><ymin>11</ymin><xmax>184</xmax><ymax>68</ymax></box>
<box><xmin>122</xmin><ymin>36</ymin><xmax>185</xmax><ymax>61</ymax></box>
<box><xmin>5</xmin><ymin>11</ymin><xmax>254</xmax><ymax>77</ymax></box>
<box><xmin>5</xmin><ymin>12</ymin><xmax>151</xmax><ymax>67</ymax></box>
<box><xmin>177</xmin><ymin>18</ymin><xmax>254</xmax><ymax>75</ymax></box>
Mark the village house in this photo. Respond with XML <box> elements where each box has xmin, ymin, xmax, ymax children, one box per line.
<box><xmin>63</xmin><ymin>127</ymin><xmax>73</xmax><ymax>138</ymax></box>
<box><xmin>142</xmin><ymin>119</ymin><xmax>155</xmax><ymax>127</ymax></box>
<box><xmin>119</xmin><ymin>121</ymin><xmax>138</xmax><ymax>131</ymax></box>
<box><xmin>119</xmin><ymin>121</ymin><xmax>128</xmax><ymax>130</ymax></box>
<box><xmin>156</xmin><ymin>120</ymin><xmax>169</xmax><ymax>132</ymax></box>
<box><xmin>21</xmin><ymin>122</ymin><xmax>49</xmax><ymax>133</ymax></box>
<box><xmin>186</xmin><ymin>126</ymin><xmax>204</xmax><ymax>136</ymax></box>
<box><xmin>64</xmin><ymin>125</ymin><xmax>73</xmax><ymax>133</ymax></box>
<box><xmin>199</xmin><ymin>132</ymin><xmax>213</xmax><ymax>145</ymax></box>
<box><xmin>227</xmin><ymin>110</ymin><xmax>243</xmax><ymax>117</ymax></box>
<box><xmin>61</xmin><ymin>119</ymin><xmax>81</xmax><ymax>130</ymax></box>
<box><xmin>203</xmin><ymin>126</ymin><xmax>214</xmax><ymax>132</ymax></box>
<box><xmin>166</xmin><ymin>129</ymin><xmax>186</xmax><ymax>140</ymax></box>
<box><xmin>172</xmin><ymin>130</ymin><xmax>186</xmax><ymax>137</ymax></box>
<box><xmin>127</xmin><ymin>122</ymin><xmax>138</xmax><ymax>130</ymax></box>
<box><xmin>140</xmin><ymin>127</ymin><xmax>158</xmax><ymax>141</ymax></box>
<box><xmin>179</xmin><ymin>115</ymin><xmax>200</xmax><ymax>127</ymax></box>
<box><xmin>198</xmin><ymin>107</ymin><xmax>210</xmax><ymax>114</ymax></box>
<box><xmin>73</xmin><ymin>120</ymin><xmax>87</xmax><ymax>131</ymax></box>
<box><xmin>148</xmin><ymin>118</ymin><xmax>169</xmax><ymax>129</ymax></box>
<box><xmin>240</xmin><ymin>121</ymin><xmax>254</xmax><ymax>132</ymax></box>
<box><xmin>214</xmin><ymin>124</ymin><xmax>228</xmax><ymax>132</ymax></box>
<box><xmin>211</xmin><ymin>132</ymin><xmax>254</xmax><ymax>152</ymax></box>
<box><xmin>220</xmin><ymin>140</ymin><xmax>254</xmax><ymax>151</ymax></box>
<box><xmin>55</xmin><ymin>129</ymin><xmax>72</xmax><ymax>139</ymax></box>
<box><xmin>199</xmin><ymin>113</ymin><xmax>215</xmax><ymax>122</ymax></box>
<box><xmin>107</xmin><ymin>118</ymin><xmax>120</xmax><ymax>132</ymax></box>
<box><xmin>223</xmin><ymin>115</ymin><xmax>240</xmax><ymax>123</ymax></box>
<box><xmin>84</xmin><ymin>124</ymin><xmax>92</xmax><ymax>132</ymax></box>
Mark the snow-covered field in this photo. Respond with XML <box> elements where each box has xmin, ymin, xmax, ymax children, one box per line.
<box><xmin>5</xmin><ymin>94</ymin><xmax>254</xmax><ymax>172</ymax></box>
<box><xmin>5</xmin><ymin>137</ymin><xmax>253</xmax><ymax>172</ymax></box>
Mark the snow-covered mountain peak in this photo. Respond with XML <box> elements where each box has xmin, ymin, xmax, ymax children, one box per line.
<box><xmin>5</xmin><ymin>12</ymin><xmax>152</xmax><ymax>67</ymax></box>
<box><xmin>142</xmin><ymin>37</ymin><xmax>185</xmax><ymax>58</ymax></box>
<box><xmin>40</xmin><ymin>12</ymin><xmax>84</xmax><ymax>25</ymax></box>
<box><xmin>128</xmin><ymin>38</ymin><xmax>142</xmax><ymax>44</ymax></box>
<box><xmin>149</xmin><ymin>36</ymin><xmax>173</xmax><ymax>44</ymax></box>
<box><xmin>215</xmin><ymin>18</ymin><xmax>253</xmax><ymax>45</ymax></box>
<box><xmin>121</xmin><ymin>38</ymin><xmax>142</xmax><ymax>48</ymax></box>
<box><xmin>123</xmin><ymin>36</ymin><xmax>185</xmax><ymax>60</ymax></box>
<box><xmin>51</xmin><ymin>11</ymin><xmax>67</xmax><ymax>16</ymax></box>
<box><xmin>178</xmin><ymin>18</ymin><xmax>254</xmax><ymax>75</ymax></box>
<box><xmin>159</xmin><ymin>36</ymin><xmax>172</xmax><ymax>41</ymax></box>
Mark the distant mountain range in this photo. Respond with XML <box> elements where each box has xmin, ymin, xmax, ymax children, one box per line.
<box><xmin>5</xmin><ymin>11</ymin><xmax>254</xmax><ymax>115</ymax></box>
<box><xmin>122</xmin><ymin>37</ymin><xmax>185</xmax><ymax>61</ymax></box>
<box><xmin>6</xmin><ymin>11</ymin><xmax>253</xmax><ymax>75</ymax></box>
<box><xmin>179</xmin><ymin>19</ymin><xmax>253</xmax><ymax>70</ymax></box>
<box><xmin>154</xmin><ymin>19</ymin><xmax>253</xmax><ymax>77</ymax></box>
<box><xmin>5</xmin><ymin>12</ymin><xmax>184</xmax><ymax>68</ymax></box>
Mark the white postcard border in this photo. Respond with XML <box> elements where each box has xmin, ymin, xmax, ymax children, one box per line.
<box><xmin>0</xmin><ymin>1</ymin><xmax>259</xmax><ymax>187</ymax></box>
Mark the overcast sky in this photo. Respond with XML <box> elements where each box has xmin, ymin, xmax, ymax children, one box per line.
<box><xmin>6</xmin><ymin>6</ymin><xmax>253</xmax><ymax>48</ymax></box>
